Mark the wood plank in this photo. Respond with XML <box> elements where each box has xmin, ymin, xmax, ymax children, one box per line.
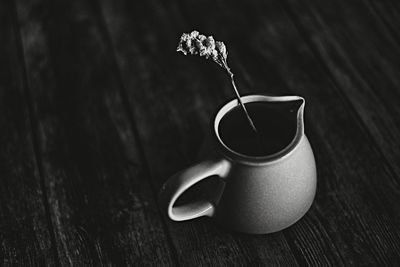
<box><xmin>282</xmin><ymin>0</ymin><xmax>400</xmax><ymax>176</ymax></box>
<box><xmin>15</xmin><ymin>0</ymin><xmax>176</xmax><ymax>265</ymax></box>
<box><xmin>99</xmin><ymin>0</ymin><xmax>300</xmax><ymax>266</ymax></box>
<box><xmin>214</xmin><ymin>0</ymin><xmax>400</xmax><ymax>265</ymax></box>
<box><xmin>0</xmin><ymin>0</ymin><xmax>56</xmax><ymax>265</ymax></box>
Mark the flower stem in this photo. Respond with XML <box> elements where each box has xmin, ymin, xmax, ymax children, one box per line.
<box><xmin>222</xmin><ymin>61</ymin><xmax>258</xmax><ymax>133</ymax></box>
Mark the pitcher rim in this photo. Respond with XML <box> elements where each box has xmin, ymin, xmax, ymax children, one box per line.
<box><xmin>213</xmin><ymin>94</ymin><xmax>305</xmax><ymax>166</ymax></box>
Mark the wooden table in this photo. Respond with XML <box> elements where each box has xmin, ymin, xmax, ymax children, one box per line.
<box><xmin>1</xmin><ymin>0</ymin><xmax>399</xmax><ymax>265</ymax></box>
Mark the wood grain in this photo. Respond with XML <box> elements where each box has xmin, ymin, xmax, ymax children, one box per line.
<box><xmin>0</xmin><ymin>0</ymin><xmax>55</xmax><ymax>265</ymax></box>
<box><xmin>0</xmin><ymin>0</ymin><xmax>399</xmax><ymax>265</ymax></box>
<box><xmin>15</xmin><ymin>0</ymin><xmax>176</xmax><ymax>265</ymax></box>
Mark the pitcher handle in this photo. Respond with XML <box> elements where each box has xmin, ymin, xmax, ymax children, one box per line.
<box><xmin>159</xmin><ymin>156</ymin><xmax>230</xmax><ymax>221</ymax></box>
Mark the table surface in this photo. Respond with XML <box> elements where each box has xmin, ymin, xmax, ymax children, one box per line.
<box><xmin>1</xmin><ymin>0</ymin><xmax>400</xmax><ymax>265</ymax></box>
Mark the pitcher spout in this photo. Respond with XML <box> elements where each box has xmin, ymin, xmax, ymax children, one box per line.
<box><xmin>292</xmin><ymin>96</ymin><xmax>305</xmax><ymax>139</ymax></box>
<box><xmin>255</xmin><ymin>95</ymin><xmax>305</xmax><ymax>151</ymax></box>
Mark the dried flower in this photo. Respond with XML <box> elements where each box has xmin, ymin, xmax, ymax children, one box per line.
<box><xmin>177</xmin><ymin>31</ymin><xmax>229</xmax><ymax>68</ymax></box>
<box><xmin>177</xmin><ymin>30</ymin><xmax>258</xmax><ymax>132</ymax></box>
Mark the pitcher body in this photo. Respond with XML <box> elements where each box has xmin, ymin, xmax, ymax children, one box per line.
<box><xmin>159</xmin><ymin>95</ymin><xmax>317</xmax><ymax>234</ymax></box>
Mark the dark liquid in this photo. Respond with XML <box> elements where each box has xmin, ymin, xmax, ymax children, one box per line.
<box><xmin>218</xmin><ymin>101</ymin><xmax>299</xmax><ymax>157</ymax></box>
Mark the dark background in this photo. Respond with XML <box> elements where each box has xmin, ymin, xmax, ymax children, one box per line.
<box><xmin>1</xmin><ymin>0</ymin><xmax>400</xmax><ymax>265</ymax></box>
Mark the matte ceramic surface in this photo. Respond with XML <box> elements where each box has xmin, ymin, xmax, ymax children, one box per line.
<box><xmin>159</xmin><ymin>95</ymin><xmax>317</xmax><ymax>234</ymax></box>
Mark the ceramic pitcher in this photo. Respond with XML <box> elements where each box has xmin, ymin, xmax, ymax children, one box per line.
<box><xmin>159</xmin><ymin>95</ymin><xmax>317</xmax><ymax>234</ymax></box>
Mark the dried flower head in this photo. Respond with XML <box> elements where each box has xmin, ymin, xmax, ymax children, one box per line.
<box><xmin>177</xmin><ymin>30</ymin><xmax>228</xmax><ymax>68</ymax></box>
